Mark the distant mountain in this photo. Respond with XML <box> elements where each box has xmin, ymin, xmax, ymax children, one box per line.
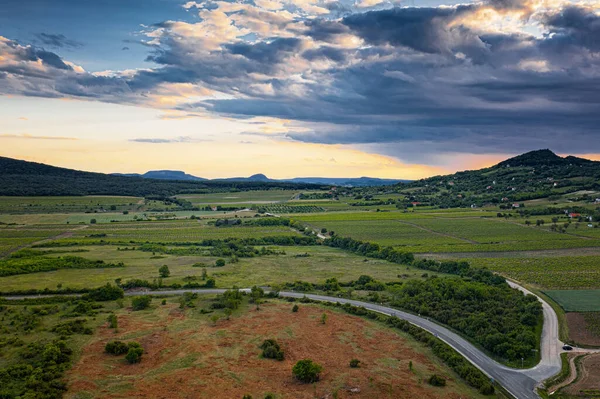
<box><xmin>404</xmin><ymin>149</ymin><xmax>600</xmax><ymax>207</ymax></box>
<box><xmin>284</xmin><ymin>177</ymin><xmax>410</xmax><ymax>186</ymax></box>
<box><xmin>0</xmin><ymin>157</ymin><xmax>328</xmax><ymax>196</ymax></box>
<box><xmin>113</xmin><ymin>170</ymin><xmax>206</xmax><ymax>181</ymax></box>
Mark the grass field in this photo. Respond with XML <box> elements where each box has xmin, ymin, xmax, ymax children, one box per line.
<box><xmin>0</xmin><ymin>245</ymin><xmax>435</xmax><ymax>292</ymax></box>
<box><xmin>544</xmin><ymin>290</ymin><xmax>600</xmax><ymax>312</ymax></box>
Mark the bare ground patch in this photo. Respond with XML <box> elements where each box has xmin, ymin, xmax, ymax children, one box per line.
<box><xmin>562</xmin><ymin>353</ymin><xmax>600</xmax><ymax>397</ymax></box>
<box><xmin>567</xmin><ymin>313</ymin><xmax>600</xmax><ymax>347</ymax></box>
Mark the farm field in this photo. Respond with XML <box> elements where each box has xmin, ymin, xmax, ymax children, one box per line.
<box><xmin>0</xmin><ymin>196</ymin><xmax>142</xmax><ymax>214</ymax></box>
<box><xmin>177</xmin><ymin>190</ymin><xmax>298</xmax><ymax>204</ymax></box>
<box><xmin>544</xmin><ymin>290</ymin><xmax>600</xmax><ymax>312</ymax></box>
<box><xmin>65</xmin><ymin>299</ymin><xmax>492</xmax><ymax>399</ymax></box>
<box><xmin>565</xmin><ymin>313</ymin><xmax>600</xmax><ymax>346</ymax></box>
<box><xmin>453</xmin><ymin>256</ymin><xmax>600</xmax><ymax>290</ymax></box>
<box><xmin>0</xmin><ymin>245</ymin><xmax>435</xmax><ymax>292</ymax></box>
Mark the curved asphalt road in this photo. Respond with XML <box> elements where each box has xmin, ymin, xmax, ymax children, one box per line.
<box><xmin>129</xmin><ymin>283</ymin><xmax>563</xmax><ymax>399</ymax></box>
<box><xmin>4</xmin><ymin>282</ymin><xmax>583</xmax><ymax>398</ymax></box>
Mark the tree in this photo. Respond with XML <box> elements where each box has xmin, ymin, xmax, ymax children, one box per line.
<box><xmin>321</xmin><ymin>228</ymin><xmax>327</xmax><ymax>234</ymax></box>
<box><xmin>105</xmin><ymin>340</ymin><xmax>129</xmax><ymax>355</ymax></box>
<box><xmin>201</xmin><ymin>268</ymin><xmax>208</xmax><ymax>280</ymax></box>
<box><xmin>205</xmin><ymin>278</ymin><xmax>216</xmax><ymax>288</ymax></box>
<box><xmin>90</xmin><ymin>218</ymin><xmax>97</xmax><ymax>224</ymax></box>
<box><xmin>87</xmin><ymin>283</ymin><xmax>124</xmax><ymax>301</ymax></box>
<box><xmin>158</xmin><ymin>265</ymin><xmax>170</xmax><ymax>278</ymax></box>
<box><xmin>292</xmin><ymin>359</ymin><xmax>323</xmax><ymax>383</ymax></box>
<box><xmin>251</xmin><ymin>286</ymin><xmax>264</xmax><ymax>310</ymax></box>
<box><xmin>210</xmin><ymin>314</ymin><xmax>220</xmax><ymax>326</ymax></box>
<box><xmin>131</xmin><ymin>296</ymin><xmax>152</xmax><ymax>311</ymax></box>
<box><xmin>224</xmin><ymin>308</ymin><xmax>232</xmax><ymax>320</ymax></box>
<box><xmin>215</xmin><ymin>258</ymin><xmax>226</xmax><ymax>267</ymax></box>
<box><xmin>350</xmin><ymin>359</ymin><xmax>360</xmax><ymax>368</ymax></box>
<box><xmin>110</xmin><ymin>205</ymin><xmax>117</xmax><ymax>211</ymax></box>
<box><xmin>292</xmin><ymin>304</ymin><xmax>299</xmax><ymax>313</ymax></box>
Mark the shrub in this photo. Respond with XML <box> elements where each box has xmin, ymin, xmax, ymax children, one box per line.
<box><xmin>215</xmin><ymin>258</ymin><xmax>226</xmax><ymax>267</ymax></box>
<box><xmin>161</xmin><ymin>299</ymin><xmax>167</xmax><ymax>305</ymax></box>
<box><xmin>292</xmin><ymin>359</ymin><xmax>322</xmax><ymax>383</ymax></box>
<box><xmin>242</xmin><ymin>395</ymin><xmax>252</xmax><ymax>399</ymax></box>
<box><xmin>107</xmin><ymin>313</ymin><xmax>118</xmax><ymax>329</ymax></box>
<box><xmin>87</xmin><ymin>283</ymin><xmax>124</xmax><ymax>301</ymax></box>
<box><xmin>428</xmin><ymin>374</ymin><xmax>446</xmax><ymax>387</ymax></box>
<box><xmin>126</xmin><ymin>345</ymin><xmax>144</xmax><ymax>364</ymax></box>
<box><xmin>205</xmin><ymin>278</ymin><xmax>216</xmax><ymax>288</ymax></box>
<box><xmin>349</xmin><ymin>359</ymin><xmax>360</xmax><ymax>368</ymax></box>
<box><xmin>321</xmin><ymin>313</ymin><xmax>327</xmax><ymax>324</ymax></box>
<box><xmin>158</xmin><ymin>265</ymin><xmax>170</xmax><ymax>278</ymax></box>
<box><xmin>292</xmin><ymin>304</ymin><xmax>299</xmax><ymax>312</ymax></box>
<box><xmin>260</xmin><ymin>339</ymin><xmax>284</xmax><ymax>361</ymax></box>
<box><xmin>105</xmin><ymin>340</ymin><xmax>129</xmax><ymax>355</ymax></box>
<box><xmin>264</xmin><ymin>394</ymin><xmax>275</xmax><ymax>399</ymax></box>
<box><xmin>131</xmin><ymin>296</ymin><xmax>152</xmax><ymax>311</ymax></box>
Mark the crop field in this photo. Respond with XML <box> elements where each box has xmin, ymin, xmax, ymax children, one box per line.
<box><xmin>0</xmin><ymin>196</ymin><xmax>141</xmax><ymax>214</ymax></box>
<box><xmin>544</xmin><ymin>290</ymin><xmax>600</xmax><ymax>312</ymax></box>
<box><xmin>259</xmin><ymin>204</ymin><xmax>325</xmax><ymax>214</ymax></box>
<box><xmin>307</xmin><ymin>220</ymin><xmax>465</xmax><ymax>247</ymax></box>
<box><xmin>177</xmin><ymin>190</ymin><xmax>298</xmax><ymax>204</ymax></box>
<box><xmin>59</xmin><ymin>221</ymin><xmax>299</xmax><ymax>244</ymax></box>
<box><xmin>0</xmin><ymin>245</ymin><xmax>435</xmax><ymax>292</ymax></box>
<box><xmin>0</xmin><ymin>227</ymin><xmax>70</xmax><ymax>256</ymax></box>
<box><xmin>458</xmin><ymin>256</ymin><xmax>600</xmax><ymax>290</ymax></box>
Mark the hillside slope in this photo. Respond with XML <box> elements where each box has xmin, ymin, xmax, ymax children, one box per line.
<box><xmin>0</xmin><ymin>157</ymin><xmax>325</xmax><ymax>196</ymax></box>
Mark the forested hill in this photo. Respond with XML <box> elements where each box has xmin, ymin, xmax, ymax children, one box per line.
<box><xmin>0</xmin><ymin>157</ymin><xmax>326</xmax><ymax>196</ymax></box>
<box><xmin>403</xmin><ymin>150</ymin><xmax>600</xmax><ymax>206</ymax></box>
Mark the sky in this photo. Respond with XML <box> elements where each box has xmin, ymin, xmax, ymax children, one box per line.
<box><xmin>0</xmin><ymin>0</ymin><xmax>599</xmax><ymax>179</ymax></box>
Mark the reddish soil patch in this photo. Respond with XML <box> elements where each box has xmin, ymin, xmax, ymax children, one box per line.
<box><xmin>567</xmin><ymin>313</ymin><xmax>600</xmax><ymax>346</ymax></box>
<box><xmin>563</xmin><ymin>353</ymin><xmax>600</xmax><ymax>396</ymax></box>
<box><xmin>66</xmin><ymin>302</ymin><xmax>476</xmax><ymax>399</ymax></box>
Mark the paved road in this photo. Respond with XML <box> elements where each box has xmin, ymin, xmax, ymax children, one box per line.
<box><xmin>7</xmin><ymin>283</ymin><xmax>597</xmax><ymax>398</ymax></box>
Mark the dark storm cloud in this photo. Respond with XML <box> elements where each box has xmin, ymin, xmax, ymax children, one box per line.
<box><xmin>35</xmin><ymin>33</ymin><xmax>83</xmax><ymax>48</ymax></box>
<box><xmin>226</xmin><ymin>38</ymin><xmax>303</xmax><ymax>63</ymax></box>
<box><xmin>1</xmin><ymin>1</ymin><xmax>600</xmax><ymax>157</ymax></box>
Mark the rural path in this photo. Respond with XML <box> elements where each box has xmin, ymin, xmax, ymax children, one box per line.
<box><xmin>394</xmin><ymin>220</ymin><xmax>479</xmax><ymax>244</ymax></box>
<box><xmin>6</xmin><ymin>281</ymin><xmax>596</xmax><ymax>398</ymax></box>
<box><xmin>547</xmin><ymin>354</ymin><xmax>584</xmax><ymax>395</ymax></box>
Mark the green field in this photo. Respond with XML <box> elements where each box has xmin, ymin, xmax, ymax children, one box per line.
<box><xmin>0</xmin><ymin>196</ymin><xmax>142</xmax><ymax>214</ymax></box>
<box><xmin>459</xmin><ymin>256</ymin><xmax>600</xmax><ymax>289</ymax></box>
<box><xmin>0</xmin><ymin>245</ymin><xmax>433</xmax><ymax>292</ymax></box>
<box><xmin>544</xmin><ymin>290</ymin><xmax>600</xmax><ymax>312</ymax></box>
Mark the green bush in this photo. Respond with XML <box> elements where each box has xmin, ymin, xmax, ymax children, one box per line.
<box><xmin>131</xmin><ymin>296</ymin><xmax>152</xmax><ymax>311</ymax></box>
<box><xmin>105</xmin><ymin>341</ymin><xmax>129</xmax><ymax>355</ymax></box>
<box><xmin>428</xmin><ymin>374</ymin><xmax>446</xmax><ymax>387</ymax></box>
<box><xmin>349</xmin><ymin>359</ymin><xmax>360</xmax><ymax>368</ymax></box>
<box><xmin>107</xmin><ymin>313</ymin><xmax>118</xmax><ymax>329</ymax></box>
<box><xmin>215</xmin><ymin>258</ymin><xmax>226</xmax><ymax>267</ymax></box>
<box><xmin>292</xmin><ymin>359</ymin><xmax>322</xmax><ymax>383</ymax></box>
<box><xmin>126</xmin><ymin>345</ymin><xmax>144</xmax><ymax>364</ymax></box>
<box><xmin>260</xmin><ymin>339</ymin><xmax>284</xmax><ymax>361</ymax></box>
<box><xmin>292</xmin><ymin>304</ymin><xmax>299</xmax><ymax>312</ymax></box>
<box><xmin>87</xmin><ymin>283</ymin><xmax>124</xmax><ymax>301</ymax></box>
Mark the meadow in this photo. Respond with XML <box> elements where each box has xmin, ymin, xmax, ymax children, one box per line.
<box><xmin>177</xmin><ymin>190</ymin><xmax>298</xmax><ymax>204</ymax></box>
<box><xmin>0</xmin><ymin>245</ymin><xmax>434</xmax><ymax>292</ymax></box>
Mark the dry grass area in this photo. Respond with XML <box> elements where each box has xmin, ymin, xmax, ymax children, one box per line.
<box><xmin>65</xmin><ymin>299</ymin><xmax>486</xmax><ymax>399</ymax></box>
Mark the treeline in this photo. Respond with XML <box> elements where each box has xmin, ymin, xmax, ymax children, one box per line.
<box><xmin>0</xmin><ymin>250</ymin><xmax>124</xmax><ymax>277</ymax></box>
<box><xmin>137</xmin><ymin>241</ymin><xmax>287</xmax><ymax>258</ymax></box>
<box><xmin>391</xmin><ymin>277</ymin><xmax>542</xmax><ymax>362</ymax></box>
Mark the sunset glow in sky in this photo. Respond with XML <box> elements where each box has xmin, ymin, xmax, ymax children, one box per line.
<box><xmin>1</xmin><ymin>0</ymin><xmax>599</xmax><ymax>178</ymax></box>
